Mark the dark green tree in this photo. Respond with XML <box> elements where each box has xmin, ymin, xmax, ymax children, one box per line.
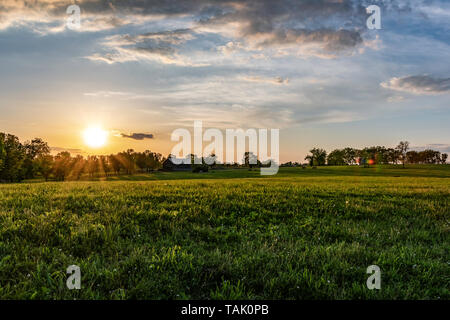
<box><xmin>0</xmin><ymin>133</ymin><xmax>27</xmax><ymax>182</ymax></box>
<box><xmin>305</xmin><ymin>148</ymin><xmax>327</xmax><ymax>166</ymax></box>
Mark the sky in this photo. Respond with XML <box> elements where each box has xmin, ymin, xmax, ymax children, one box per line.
<box><xmin>0</xmin><ymin>0</ymin><xmax>449</xmax><ymax>163</ymax></box>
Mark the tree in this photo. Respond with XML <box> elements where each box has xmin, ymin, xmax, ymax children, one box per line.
<box><xmin>420</xmin><ymin>149</ymin><xmax>441</xmax><ymax>164</ymax></box>
<box><xmin>0</xmin><ymin>137</ymin><xmax>5</xmax><ymax>175</ymax></box>
<box><xmin>24</xmin><ymin>138</ymin><xmax>50</xmax><ymax>159</ymax></box>
<box><xmin>99</xmin><ymin>155</ymin><xmax>111</xmax><ymax>177</ymax></box>
<box><xmin>357</xmin><ymin>149</ymin><xmax>371</xmax><ymax>167</ymax></box>
<box><xmin>305</xmin><ymin>148</ymin><xmax>327</xmax><ymax>166</ymax></box>
<box><xmin>327</xmin><ymin>149</ymin><xmax>346</xmax><ymax>165</ymax></box>
<box><xmin>243</xmin><ymin>152</ymin><xmax>258</xmax><ymax>169</ymax></box>
<box><xmin>342</xmin><ymin>147</ymin><xmax>357</xmax><ymax>165</ymax></box>
<box><xmin>0</xmin><ymin>133</ymin><xmax>27</xmax><ymax>182</ymax></box>
<box><xmin>86</xmin><ymin>156</ymin><xmax>100</xmax><ymax>178</ymax></box>
<box><xmin>135</xmin><ymin>152</ymin><xmax>147</xmax><ymax>173</ymax></box>
<box><xmin>70</xmin><ymin>155</ymin><xmax>86</xmax><ymax>180</ymax></box>
<box><xmin>35</xmin><ymin>154</ymin><xmax>54</xmax><ymax>181</ymax></box>
<box><xmin>406</xmin><ymin>151</ymin><xmax>419</xmax><ymax>164</ymax></box>
<box><xmin>53</xmin><ymin>152</ymin><xmax>72</xmax><ymax>181</ymax></box>
<box><xmin>441</xmin><ymin>153</ymin><xmax>448</xmax><ymax>164</ymax></box>
<box><xmin>396</xmin><ymin>141</ymin><xmax>410</xmax><ymax>168</ymax></box>
<box><xmin>24</xmin><ymin>138</ymin><xmax>51</xmax><ymax>179</ymax></box>
<box><xmin>109</xmin><ymin>155</ymin><xmax>122</xmax><ymax>175</ymax></box>
<box><xmin>386</xmin><ymin>148</ymin><xmax>400</xmax><ymax>164</ymax></box>
<box><xmin>204</xmin><ymin>153</ymin><xmax>217</xmax><ymax>169</ymax></box>
<box><xmin>142</xmin><ymin>151</ymin><xmax>163</xmax><ymax>171</ymax></box>
<box><xmin>152</xmin><ymin>153</ymin><xmax>164</xmax><ymax>170</ymax></box>
<box><xmin>117</xmin><ymin>149</ymin><xmax>136</xmax><ymax>174</ymax></box>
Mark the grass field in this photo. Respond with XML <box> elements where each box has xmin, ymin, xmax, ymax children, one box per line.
<box><xmin>0</xmin><ymin>165</ymin><xmax>449</xmax><ymax>299</ymax></box>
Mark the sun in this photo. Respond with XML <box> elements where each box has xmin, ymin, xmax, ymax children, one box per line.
<box><xmin>83</xmin><ymin>127</ymin><xmax>108</xmax><ymax>148</ymax></box>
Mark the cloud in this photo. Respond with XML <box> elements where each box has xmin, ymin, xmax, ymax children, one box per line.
<box><xmin>296</xmin><ymin>110</ymin><xmax>366</xmax><ymax>125</ymax></box>
<box><xmin>120</xmin><ymin>133</ymin><xmax>154</xmax><ymax>140</ymax></box>
<box><xmin>381</xmin><ymin>75</ymin><xmax>450</xmax><ymax>95</ymax></box>
<box><xmin>242</xmin><ymin>75</ymin><xmax>289</xmax><ymax>85</ymax></box>
<box><xmin>387</xmin><ymin>95</ymin><xmax>405</xmax><ymax>103</ymax></box>
<box><xmin>412</xmin><ymin>143</ymin><xmax>450</xmax><ymax>153</ymax></box>
<box><xmin>252</xmin><ymin>29</ymin><xmax>363</xmax><ymax>53</ymax></box>
<box><xmin>86</xmin><ymin>29</ymin><xmax>209</xmax><ymax>66</ymax></box>
<box><xmin>51</xmin><ymin>147</ymin><xmax>85</xmax><ymax>155</ymax></box>
<box><xmin>217</xmin><ymin>41</ymin><xmax>244</xmax><ymax>55</ymax></box>
<box><xmin>0</xmin><ymin>0</ymin><xmax>388</xmax><ymax>60</ymax></box>
<box><xmin>195</xmin><ymin>0</ymin><xmax>372</xmax><ymax>58</ymax></box>
<box><xmin>0</xmin><ymin>1</ymin><xmax>134</xmax><ymax>34</ymax></box>
<box><xmin>84</xmin><ymin>91</ymin><xmax>134</xmax><ymax>97</ymax></box>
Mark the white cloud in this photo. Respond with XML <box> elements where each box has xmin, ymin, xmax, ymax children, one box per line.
<box><xmin>381</xmin><ymin>75</ymin><xmax>450</xmax><ymax>95</ymax></box>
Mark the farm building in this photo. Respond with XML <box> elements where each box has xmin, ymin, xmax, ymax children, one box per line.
<box><xmin>162</xmin><ymin>158</ymin><xmax>192</xmax><ymax>171</ymax></box>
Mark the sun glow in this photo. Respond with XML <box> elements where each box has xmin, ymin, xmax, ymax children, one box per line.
<box><xmin>83</xmin><ymin>127</ymin><xmax>108</xmax><ymax>148</ymax></box>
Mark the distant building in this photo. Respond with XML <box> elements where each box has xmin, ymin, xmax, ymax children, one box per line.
<box><xmin>162</xmin><ymin>158</ymin><xmax>192</xmax><ymax>171</ymax></box>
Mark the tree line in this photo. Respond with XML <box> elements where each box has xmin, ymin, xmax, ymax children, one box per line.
<box><xmin>296</xmin><ymin>141</ymin><xmax>448</xmax><ymax>167</ymax></box>
<box><xmin>1</xmin><ymin>133</ymin><xmax>448</xmax><ymax>182</ymax></box>
<box><xmin>0</xmin><ymin>133</ymin><xmax>164</xmax><ymax>182</ymax></box>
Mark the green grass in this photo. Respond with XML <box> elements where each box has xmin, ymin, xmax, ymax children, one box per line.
<box><xmin>0</xmin><ymin>165</ymin><xmax>449</xmax><ymax>299</ymax></box>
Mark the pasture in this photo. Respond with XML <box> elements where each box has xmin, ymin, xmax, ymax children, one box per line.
<box><xmin>0</xmin><ymin>165</ymin><xmax>449</xmax><ymax>299</ymax></box>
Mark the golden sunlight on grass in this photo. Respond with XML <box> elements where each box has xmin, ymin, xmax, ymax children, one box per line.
<box><xmin>82</xmin><ymin>126</ymin><xmax>108</xmax><ymax>148</ymax></box>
